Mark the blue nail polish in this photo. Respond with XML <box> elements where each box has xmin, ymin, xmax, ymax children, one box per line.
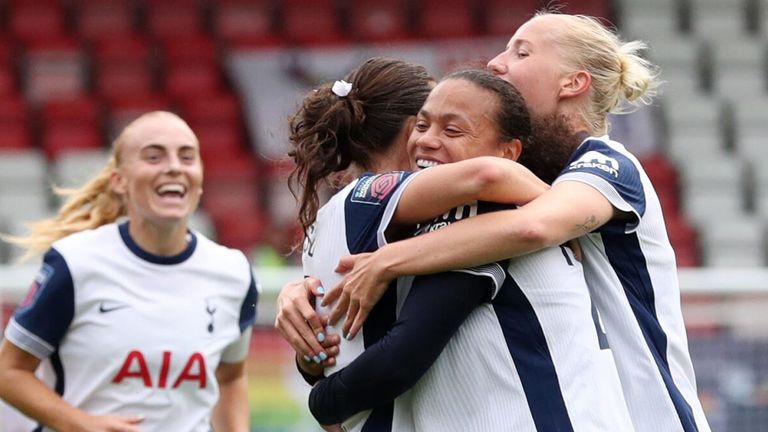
<box><xmin>313</xmin><ymin>356</ymin><xmax>321</xmax><ymax>364</ymax></box>
<box><xmin>317</xmin><ymin>286</ymin><xmax>326</xmax><ymax>295</ymax></box>
<box><xmin>318</xmin><ymin>352</ymin><xmax>328</xmax><ymax>361</ymax></box>
<box><xmin>346</xmin><ymin>333</ymin><xmax>355</xmax><ymax>341</ymax></box>
<box><xmin>317</xmin><ymin>332</ymin><xmax>326</xmax><ymax>343</ymax></box>
<box><xmin>303</xmin><ymin>355</ymin><xmax>311</xmax><ymax>362</ymax></box>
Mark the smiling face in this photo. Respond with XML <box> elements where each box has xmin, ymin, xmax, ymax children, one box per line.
<box><xmin>110</xmin><ymin>112</ymin><xmax>203</xmax><ymax>228</ymax></box>
<box><xmin>408</xmin><ymin>78</ymin><xmax>508</xmax><ymax>168</ymax></box>
<box><xmin>487</xmin><ymin>15</ymin><xmax>567</xmax><ymax>119</ymax></box>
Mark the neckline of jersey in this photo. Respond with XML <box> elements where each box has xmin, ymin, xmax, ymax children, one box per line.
<box><xmin>118</xmin><ymin>221</ymin><xmax>197</xmax><ymax>265</ymax></box>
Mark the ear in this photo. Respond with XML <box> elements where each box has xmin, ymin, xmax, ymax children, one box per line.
<box><xmin>110</xmin><ymin>169</ymin><xmax>127</xmax><ymax>195</ymax></box>
<box><xmin>558</xmin><ymin>70</ymin><xmax>591</xmax><ymax>99</ymax></box>
<box><xmin>501</xmin><ymin>138</ymin><xmax>523</xmax><ymax>161</ymax></box>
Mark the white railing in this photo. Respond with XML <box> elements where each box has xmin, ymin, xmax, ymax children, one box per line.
<box><xmin>2</xmin><ymin>265</ymin><xmax>768</xmax><ymax>327</ymax></box>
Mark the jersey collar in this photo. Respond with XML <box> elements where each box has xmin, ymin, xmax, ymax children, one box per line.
<box><xmin>118</xmin><ymin>221</ymin><xmax>197</xmax><ymax>265</ymax></box>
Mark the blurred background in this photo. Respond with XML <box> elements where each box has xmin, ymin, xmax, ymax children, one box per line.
<box><xmin>0</xmin><ymin>0</ymin><xmax>767</xmax><ymax>430</ymax></box>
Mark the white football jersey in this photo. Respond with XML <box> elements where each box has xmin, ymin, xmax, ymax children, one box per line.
<box><xmin>388</xmin><ymin>202</ymin><xmax>634</xmax><ymax>432</ymax></box>
<box><xmin>304</xmin><ymin>171</ymin><xmax>421</xmax><ymax>431</ymax></box>
<box><xmin>5</xmin><ymin>222</ymin><xmax>258</xmax><ymax>432</ymax></box>
<box><xmin>305</xmin><ymin>173</ymin><xmax>634</xmax><ymax>431</ymax></box>
<box><xmin>554</xmin><ymin>135</ymin><xmax>711</xmax><ymax>432</ymax></box>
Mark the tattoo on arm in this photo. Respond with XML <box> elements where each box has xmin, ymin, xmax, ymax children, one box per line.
<box><xmin>576</xmin><ymin>215</ymin><xmax>599</xmax><ymax>234</ymax></box>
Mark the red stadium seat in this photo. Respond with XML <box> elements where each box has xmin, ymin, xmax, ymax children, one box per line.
<box><xmin>76</xmin><ymin>0</ymin><xmax>137</xmax><ymax>41</ymax></box>
<box><xmin>665</xmin><ymin>215</ymin><xmax>700</xmax><ymax>267</ymax></box>
<box><xmin>41</xmin><ymin>96</ymin><xmax>102</xmax><ymax>127</ymax></box>
<box><xmin>181</xmin><ymin>93</ymin><xmax>241</xmax><ymax>127</ymax></box>
<box><xmin>641</xmin><ymin>154</ymin><xmax>680</xmax><ymax>213</ymax></box>
<box><xmin>350</xmin><ymin>0</ymin><xmax>411</xmax><ymax>42</ymax></box>
<box><xmin>194</xmin><ymin>124</ymin><xmax>247</xmax><ymax>160</ymax></box>
<box><xmin>282</xmin><ymin>0</ymin><xmax>346</xmax><ymax>44</ymax></box>
<box><xmin>92</xmin><ymin>37</ymin><xmax>157</xmax><ymax>101</ymax></box>
<box><xmin>9</xmin><ymin>1</ymin><xmax>66</xmax><ymax>44</ymax></box>
<box><xmin>164</xmin><ymin>62</ymin><xmax>222</xmax><ymax>100</ymax></box>
<box><xmin>105</xmin><ymin>94</ymin><xmax>172</xmax><ymax>138</ymax></box>
<box><xmin>0</xmin><ymin>39</ymin><xmax>19</xmax><ymax>95</ymax></box>
<box><xmin>214</xmin><ymin>0</ymin><xmax>281</xmax><ymax>47</ymax></box>
<box><xmin>483</xmin><ymin>0</ymin><xmax>539</xmax><ymax>36</ymax></box>
<box><xmin>162</xmin><ymin>36</ymin><xmax>219</xmax><ymax>65</ymax></box>
<box><xmin>0</xmin><ymin>125</ymin><xmax>33</xmax><ymax>150</ymax></box>
<box><xmin>39</xmin><ymin>96</ymin><xmax>104</xmax><ymax>158</ymax></box>
<box><xmin>212</xmin><ymin>210</ymin><xmax>268</xmax><ymax>252</ymax></box>
<box><xmin>0</xmin><ymin>95</ymin><xmax>32</xmax><ymax>149</ymax></box>
<box><xmin>23</xmin><ymin>37</ymin><xmax>87</xmax><ymax>103</ymax></box>
<box><xmin>42</xmin><ymin>124</ymin><xmax>103</xmax><ymax>159</ymax></box>
<box><xmin>146</xmin><ymin>0</ymin><xmax>203</xmax><ymax>40</ymax></box>
<box><xmin>418</xmin><ymin>0</ymin><xmax>478</xmax><ymax>39</ymax></box>
<box><xmin>555</xmin><ymin>0</ymin><xmax>613</xmax><ymax>20</ymax></box>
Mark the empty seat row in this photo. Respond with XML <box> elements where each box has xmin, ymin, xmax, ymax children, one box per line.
<box><xmin>1</xmin><ymin>0</ymin><xmax>613</xmax><ymax>47</ymax></box>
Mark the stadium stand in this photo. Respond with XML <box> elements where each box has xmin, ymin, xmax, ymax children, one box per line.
<box><xmin>0</xmin><ymin>0</ymin><xmax>763</xmax><ymax>267</ymax></box>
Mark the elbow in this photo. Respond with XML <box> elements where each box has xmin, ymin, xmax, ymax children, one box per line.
<box><xmin>510</xmin><ymin>220</ymin><xmax>560</xmax><ymax>251</ymax></box>
<box><xmin>469</xmin><ymin>157</ymin><xmax>507</xmax><ymax>191</ymax></box>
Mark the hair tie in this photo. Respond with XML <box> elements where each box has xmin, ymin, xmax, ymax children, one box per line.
<box><xmin>331</xmin><ymin>80</ymin><xmax>353</xmax><ymax>97</ymax></box>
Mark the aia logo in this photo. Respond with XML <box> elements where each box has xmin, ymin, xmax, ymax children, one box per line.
<box><xmin>113</xmin><ymin>350</ymin><xmax>207</xmax><ymax>388</ymax></box>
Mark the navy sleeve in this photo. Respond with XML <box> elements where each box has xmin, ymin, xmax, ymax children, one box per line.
<box><xmin>308</xmin><ymin>272</ymin><xmax>492</xmax><ymax>425</ymax></box>
<box><xmin>238</xmin><ymin>273</ymin><xmax>259</xmax><ymax>332</ymax></box>
<box><xmin>556</xmin><ymin>139</ymin><xmax>646</xmax><ymax>232</ymax></box>
<box><xmin>4</xmin><ymin>248</ymin><xmax>75</xmax><ymax>359</ymax></box>
<box><xmin>344</xmin><ymin>171</ymin><xmax>415</xmax><ymax>253</ymax></box>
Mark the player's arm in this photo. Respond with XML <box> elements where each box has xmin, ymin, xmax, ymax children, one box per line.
<box><xmin>391</xmin><ymin>156</ymin><xmax>548</xmax><ymax>224</ymax></box>
<box><xmin>212</xmin><ymin>325</ymin><xmax>254</xmax><ymax>432</ymax></box>
<box><xmin>308</xmin><ymin>270</ymin><xmax>495</xmax><ymax>425</ymax></box>
<box><xmin>0</xmin><ymin>249</ymin><xmax>143</xmax><ymax>432</ymax></box>
<box><xmin>0</xmin><ymin>340</ymin><xmax>138</xmax><ymax>432</ymax></box>
<box><xmin>212</xmin><ymin>360</ymin><xmax>249</xmax><ymax>432</ymax></box>
<box><xmin>328</xmin><ymin>181</ymin><xmax>622</xmax><ymax>337</ymax></box>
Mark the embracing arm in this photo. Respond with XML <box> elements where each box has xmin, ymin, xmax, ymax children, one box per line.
<box><xmin>383</xmin><ymin>181</ymin><xmax>614</xmax><ymax>274</ymax></box>
<box><xmin>329</xmin><ymin>181</ymin><xmax>622</xmax><ymax>337</ymax></box>
<box><xmin>392</xmin><ymin>156</ymin><xmax>548</xmax><ymax>225</ymax></box>
<box><xmin>309</xmin><ymin>271</ymin><xmax>490</xmax><ymax>425</ymax></box>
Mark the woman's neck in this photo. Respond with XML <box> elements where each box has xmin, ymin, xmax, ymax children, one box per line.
<box><xmin>128</xmin><ymin>218</ymin><xmax>189</xmax><ymax>256</ymax></box>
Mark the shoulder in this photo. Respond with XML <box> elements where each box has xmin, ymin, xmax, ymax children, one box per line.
<box><xmin>346</xmin><ymin>171</ymin><xmax>414</xmax><ymax>206</ymax></box>
<box><xmin>192</xmin><ymin>232</ymin><xmax>252</xmax><ymax>278</ymax></box>
<box><xmin>565</xmin><ymin>136</ymin><xmax>641</xmax><ymax>176</ymax></box>
<box><xmin>51</xmin><ymin>223</ymin><xmax>120</xmax><ymax>258</ymax></box>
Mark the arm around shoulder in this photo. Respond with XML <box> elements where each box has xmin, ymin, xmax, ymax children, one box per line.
<box><xmin>393</xmin><ymin>156</ymin><xmax>549</xmax><ymax>225</ymax></box>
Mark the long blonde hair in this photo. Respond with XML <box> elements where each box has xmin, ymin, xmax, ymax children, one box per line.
<box><xmin>2</xmin><ymin>111</ymin><xmax>187</xmax><ymax>260</ymax></box>
<box><xmin>536</xmin><ymin>11</ymin><xmax>661</xmax><ymax>135</ymax></box>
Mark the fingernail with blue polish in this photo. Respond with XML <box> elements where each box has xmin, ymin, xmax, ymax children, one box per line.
<box><xmin>313</xmin><ymin>355</ymin><xmax>321</xmax><ymax>364</ymax></box>
<box><xmin>318</xmin><ymin>352</ymin><xmax>328</xmax><ymax>361</ymax></box>
<box><xmin>317</xmin><ymin>286</ymin><xmax>326</xmax><ymax>295</ymax></box>
<box><xmin>303</xmin><ymin>355</ymin><xmax>311</xmax><ymax>362</ymax></box>
<box><xmin>317</xmin><ymin>332</ymin><xmax>326</xmax><ymax>343</ymax></box>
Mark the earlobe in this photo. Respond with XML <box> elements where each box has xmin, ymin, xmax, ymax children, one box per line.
<box><xmin>502</xmin><ymin>139</ymin><xmax>523</xmax><ymax>161</ymax></box>
<box><xmin>110</xmin><ymin>171</ymin><xmax>126</xmax><ymax>195</ymax></box>
<box><xmin>559</xmin><ymin>71</ymin><xmax>591</xmax><ymax>99</ymax></box>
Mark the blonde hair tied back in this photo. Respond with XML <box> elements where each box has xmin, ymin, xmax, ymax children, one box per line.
<box><xmin>536</xmin><ymin>11</ymin><xmax>661</xmax><ymax>135</ymax></box>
